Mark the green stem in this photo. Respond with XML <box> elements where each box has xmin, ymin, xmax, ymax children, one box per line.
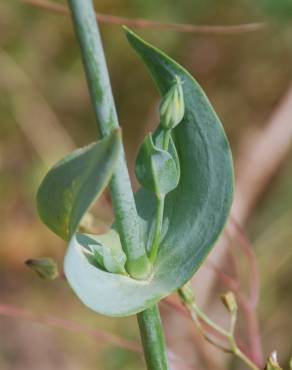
<box><xmin>162</xmin><ymin>129</ymin><xmax>171</xmax><ymax>150</ymax></box>
<box><xmin>150</xmin><ymin>194</ymin><xmax>165</xmax><ymax>263</ymax></box>
<box><xmin>228</xmin><ymin>336</ymin><xmax>259</xmax><ymax>370</ymax></box>
<box><xmin>137</xmin><ymin>305</ymin><xmax>170</xmax><ymax>370</ymax></box>
<box><xmin>191</xmin><ymin>300</ymin><xmax>230</xmax><ymax>337</ymax></box>
<box><xmin>179</xmin><ymin>286</ymin><xmax>260</xmax><ymax>370</ymax></box>
<box><xmin>67</xmin><ymin>0</ymin><xmax>150</xmax><ymax>279</ymax></box>
<box><xmin>149</xmin><ymin>129</ymin><xmax>171</xmax><ymax>263</ymax></box>
<box><xmin>67</xmin><ymin>2</ymin><xmax>169</xmax><ymax>370</ymax></box>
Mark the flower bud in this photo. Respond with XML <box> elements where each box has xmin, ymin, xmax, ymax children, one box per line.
<box><xmin>221</xmin><ymin>292</ymin><xmax>237</xmax><ymax>313</ymax></box>
<box><xmin>265</xmin><ymin>351</ymin><xmax>283</xmax><ymax>370</ymax></box>
<box><xmin>25</xmin><ymin>257</ymin><xmax>59</xmax><ymax>280</ymax></box>
<box><xmin>159</xmin><ymin>75</ymin><xmax>185</xmax><ymax>130</ymax></box>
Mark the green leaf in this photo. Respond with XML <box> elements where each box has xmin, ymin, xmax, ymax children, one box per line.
<box><xmin>37</xmin><ymin>130</ymin><xmax>121</xmax><ymax>240</ymax></box>
<box><xmin>25</xmin><ymin>257</ymin><xmax>59</xmax><ymax>280</ymax></box>
<box><xmin>135</xmin><ymin>133</ymin><xmax>180</xmax><ymax>196</ymax></box>
<box><xmin>64</xmin><ymin>29</ymin><xmax>234</xmax><ymax>316</ymax></box>
<box><xmin>77</xmin><ymin>230</ymin><xmax>127</xmax><ymax>274</ymax></box>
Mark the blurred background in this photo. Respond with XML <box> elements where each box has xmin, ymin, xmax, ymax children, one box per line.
<box><xmin>1</xmin><ymin>1</ymin><xmax>292</xmax><ymax>369</ymax></box>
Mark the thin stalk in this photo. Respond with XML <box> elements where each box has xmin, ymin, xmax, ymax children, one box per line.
<box><xmin>150</xmin><ymin>194</ymin><xmax>165</xmax><ymax>263</ymax></box>
<box><xmin>67</xmin><ymin>0</ymin><xmax>150</xmax><ymax>279</ymax></box>
<box><xmin>137</xmin><ymin>305</ymin><xmax>170</xmax><ymax>370</ymax></box>
<box><xmin>191</xmin><ymin>300</ymin><xmax>230</xmax><ymax>338</ymax></box>
<box><xmin>150</xmin><ymin>129</ymin><xmax>171</xmax><ymax>263</ymax></box>
<box><xmin>162</xmin><ymin>129</ymin><xmax>171</xmax><ymax>150</ymax></box>
<box><xmin>66</xmin><ymin>2</ymin><xmax>169</xmax><ymax>369</ymax></box>
<box><xmin>228</xmin><ymin>336</ymin><xmax>259</xmax><ymax>370</ymax></box>
<box><xmin>179</xmin><ymin>286</ymin><xmax>260</xmax><ymax>370</ymax></box>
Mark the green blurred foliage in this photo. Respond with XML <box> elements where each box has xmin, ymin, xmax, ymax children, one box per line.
<box><xmin>1</xmin><ymin>1</ymin><xmax>292</xmax><ymax>369</ymax></box>
<box><xmin>258</xmin><ymin>0</ymin><xmax>292</xmax><ymax>21</ymax></box>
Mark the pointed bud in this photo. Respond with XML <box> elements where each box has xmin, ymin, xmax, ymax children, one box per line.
<box><xmin>265</xmin><ymin>352</ymin><xmax>283</xmax><ymax>370</ymax></box>
<box><xmin>25</xmin><ymin>257</ymin><xmax>59</xmax><ymax>280</ymax></box>
<box><xmin>159</xmin><ymin>75</ymin><xmax>185</xmax><ymax>130</ymax></box>
<box><xmin>221</xmin><ymin>292</ymin><xmax>238</xmax><ymax>313</ymax></box>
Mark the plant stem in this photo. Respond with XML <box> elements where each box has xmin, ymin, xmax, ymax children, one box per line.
<box><xmin>137</xmin><ymin>305</ymin><xmax>170</xmax><ymax>370</ymax></box>
<box><xmin>66</xmin><ymin>2</ymin><xmax>169</xmax><ymax>369</ymax></box>
<box><xmin>162</xmin><ymin>129</ymin><xmax>171</xmax><ymax>150</ymax></box>
<box><xmin>67</xmin><ymin>0</ymin><xmax>150</xmax><ymax>279</ymax></box>
<box><xmin>179</xmin><ymin>285</ymin><xmax>260</xmax><ymax>370</ymax></box>
<box><xmin>150</xmin><ymin>194</ymin><xmax>165</xmax><ymax>263</ymax></box>
<box><xmin>150</xmin><ymin>129</ymin><xmax>171</xmax><ymax>263</ymax></box>
<box><xmin>228</xmin><ymin>336</ymin><xmax>259</xmax><ymax>370</ymax></box>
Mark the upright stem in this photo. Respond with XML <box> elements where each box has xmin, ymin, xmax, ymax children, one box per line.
<box><xmin>66</xmin><ymin>1</ymin><xmax>169</xmax><ymax>369</ymax></box>
<box><xmin>150</xmin><ymin>129</ymin><xmax>171</xmax><ymax>263</ymax></box>
<box><xmin>149</xmin><ymin>194</ymin><xmax>165</xmax><ymax>263</ymax></box>
<box><xmin>137</xmin><ymin>306</ymin><xmax>170</xmax><ymax>370</ymax></box>
<box><xmin>67</xmin><ymin>0</ymin><xmax>150</xmax><ymax>279</ymax></box>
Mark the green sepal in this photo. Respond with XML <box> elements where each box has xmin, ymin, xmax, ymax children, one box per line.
<box><xmin>77</xmin><ymin>229</ymin><xmax>127</xmax><ymax>275</ymax></box>
<box><xmin>135</xmin><ymin>133</ymin><xmax>180</xmax><ymax>196</ymax></box>
<box><xmin>37</xmin><ymin>129</ymin><xmax>121</xmax><ymax>240</ymax></box>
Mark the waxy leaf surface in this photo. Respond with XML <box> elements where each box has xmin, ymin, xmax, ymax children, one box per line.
<box><xmin>37</xmin><ymin>130</ymin><xmax>121</xmax><ymax>240</ymax></box>
<box><xmin>135</xmin><ymin>134</ymin><xmax>179</xmax><ymax>196</ymax></box>
<box><xmin>64</xmin><ymin>29</ymin><xmax>234</xmax><ymax>316</ymax></box>
<box><xmin>77</xmin><ymin>230</ymin><xmax>127</xmax><ymax>274</ymax></box>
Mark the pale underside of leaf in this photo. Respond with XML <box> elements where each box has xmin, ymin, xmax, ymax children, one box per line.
<box><xmin>77</xmin><ymin>230</ymin><xmax>127</xmax><ymax>274</ymax></box>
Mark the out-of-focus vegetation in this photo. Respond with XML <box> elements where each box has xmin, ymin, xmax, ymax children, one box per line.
<box><xmin>0</xmin><ymin>1</ymin><xmax>292</xmax><ymax>369</ymax></box>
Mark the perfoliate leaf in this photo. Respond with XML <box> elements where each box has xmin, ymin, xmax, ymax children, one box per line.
<box><xmin>135</xmin><ymin>133</ymin><xmax>180</xmax><ymax>196</ymax></box>
<box><xmin>25</xmin><ymin>257</ymin><xmax>59</xmax><ymax>280</ymax></box>
<box><xmin>77</xmin><ymin>229</ymin><xmax>127</xmax><ymax>274</ymax></box>
<box><xmin>37</xmin><ymin>130</ymin><xmax>121</xmax><ymax>240</ymax></box>
<box><xmin>64</xmin><ymin>28</ymin><xmax>234</xmax><ymax>316</ymax></box>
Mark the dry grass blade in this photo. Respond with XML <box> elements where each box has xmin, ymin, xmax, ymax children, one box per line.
<box><xmin>0</xmin><ymin>303</ymin><xmax>141</xmax><ymax>353</ymax></box>
<box><xmin>206</xmin><ymin>224</ymin><xmax>264</xmax><ymax>368</ymax></box>
<box><xmin>0</xmin><ymin>303</ymin><xmax>191</xmax><ymax>368</ymax></box>
<box><xmin>230</xmin><ymin>216</ymin><xmax>260</xmax><ymax>308</ymax></box>
<box><xmin>21</xmin><ymin>0</ymin><xmax>266</xmax><ymax>35</ymax></box>
<box><xmin>0</xmin><ymin>49</ymin><xmax>76</xmax><ymax>167</ymax></box>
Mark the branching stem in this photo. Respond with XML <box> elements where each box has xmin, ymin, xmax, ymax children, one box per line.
<box><xmin>179</xmin><ymin>285</ymin><xmax>260</xmax><ymax>370</ymax></box>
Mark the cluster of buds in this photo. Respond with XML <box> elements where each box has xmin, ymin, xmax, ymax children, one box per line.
<box><xmin>159</xmin><ymin>75</ymin><xmax>185</xmax><ymax>130</ymax></box>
